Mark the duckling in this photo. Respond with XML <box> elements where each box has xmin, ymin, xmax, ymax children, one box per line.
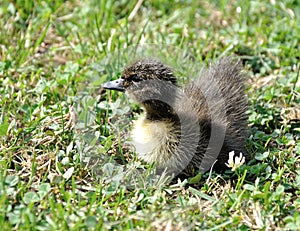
<box><xmin>102</xmin><ymin>58</ymin><xmax>248</xmax><ymax>176</ymax></box>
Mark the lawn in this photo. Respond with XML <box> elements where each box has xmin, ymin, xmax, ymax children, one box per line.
<box><xmin>0</xmin><ymin>0</ymin><xmax>299</xmax><ymax>230</ymax></box>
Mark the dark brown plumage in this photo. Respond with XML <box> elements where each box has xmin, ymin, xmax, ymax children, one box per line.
<box><xmin>103</xmin><ymin>58</ymin><xmax>248</xmax><ymax>176</ymax></box>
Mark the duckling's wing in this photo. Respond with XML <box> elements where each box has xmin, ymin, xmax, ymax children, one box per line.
<box><xmin>190</xmin><ymin>57</ymin><xmax>248</xmax><ymax>136</ymax></box>
<box><xmin>182</xmin><ymin>58</ymin><xmax>248</xmax><ymax>172</ymax></box>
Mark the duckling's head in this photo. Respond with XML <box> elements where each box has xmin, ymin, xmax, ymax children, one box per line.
<box><xmin>103</xmin><ymin>58</ymin><xmax>178</xmax><ymax>119</ymax></box>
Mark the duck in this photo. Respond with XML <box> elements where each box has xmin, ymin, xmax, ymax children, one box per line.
<box><xmin>102</xmin><ymin>57</ymin><xmax>248</xmax><ymax>176</ymax></box>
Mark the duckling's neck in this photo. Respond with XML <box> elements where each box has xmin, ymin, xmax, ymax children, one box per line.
<box><xmin>142</xmin><ymin>100</ymin><xmax>179</xmax><ymax>122</ymax></box>
<box><xmin>130</xmin><ymin>100</ymin><xmax>181</xmax><ymax>167</ymax></box>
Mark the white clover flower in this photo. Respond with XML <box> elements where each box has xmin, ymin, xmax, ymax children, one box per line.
<box><xmin>226</xmin><ymin>151</ymin><xmax>245</xmax><ymax>171</ymax></box>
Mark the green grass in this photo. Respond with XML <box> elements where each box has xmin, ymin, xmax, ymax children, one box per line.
<box><xmin>0</xmin><ymin>0</ymin><xmax>299</xmax><ymax>230</ymax></box>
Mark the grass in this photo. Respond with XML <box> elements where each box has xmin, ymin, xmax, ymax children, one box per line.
<box><xmin>0</xmin><ymin>0</ymin><xmax>299</xmax><ymax>230</ymax></box>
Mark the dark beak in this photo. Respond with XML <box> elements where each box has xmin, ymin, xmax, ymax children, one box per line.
<box><xmin>102</xmin><ymin>78</ymin><xmax>124</xmax><ymax>92</ymax></box>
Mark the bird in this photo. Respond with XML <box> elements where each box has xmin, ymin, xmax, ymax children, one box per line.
<box><xmin>102</xmin><ymin>57</ymin><xmax>248</xmax><ymax>177</ymax></box>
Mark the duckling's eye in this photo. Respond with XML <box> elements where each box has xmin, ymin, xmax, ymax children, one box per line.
<box><xmin>129</xmin><ymin>74</ymin><xmax>142</xmax><ymax>82</ymax></box>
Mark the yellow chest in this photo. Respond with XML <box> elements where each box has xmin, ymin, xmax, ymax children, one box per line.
<box><xmin>130</xmin><ymin>116</ymin><xmax>178</xmax><ymax>166</ymax></box>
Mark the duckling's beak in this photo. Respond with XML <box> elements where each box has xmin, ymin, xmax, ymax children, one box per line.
<box><xmin>102</xmin><ymin>78</ymin><xmax>124</xmax><ymax>92</ymax></box>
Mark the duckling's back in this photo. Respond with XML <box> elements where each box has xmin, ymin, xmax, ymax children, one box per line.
<box><xmin>183</xmin><ymin>58</ymin><xmax>248</xmax><ymax>172</ymax></box>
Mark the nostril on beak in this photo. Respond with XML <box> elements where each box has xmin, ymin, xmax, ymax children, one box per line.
<box><xmin>102</xmin><ymin>78</ymin><xmax>124</xmax><ymax>92</ymax></box>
